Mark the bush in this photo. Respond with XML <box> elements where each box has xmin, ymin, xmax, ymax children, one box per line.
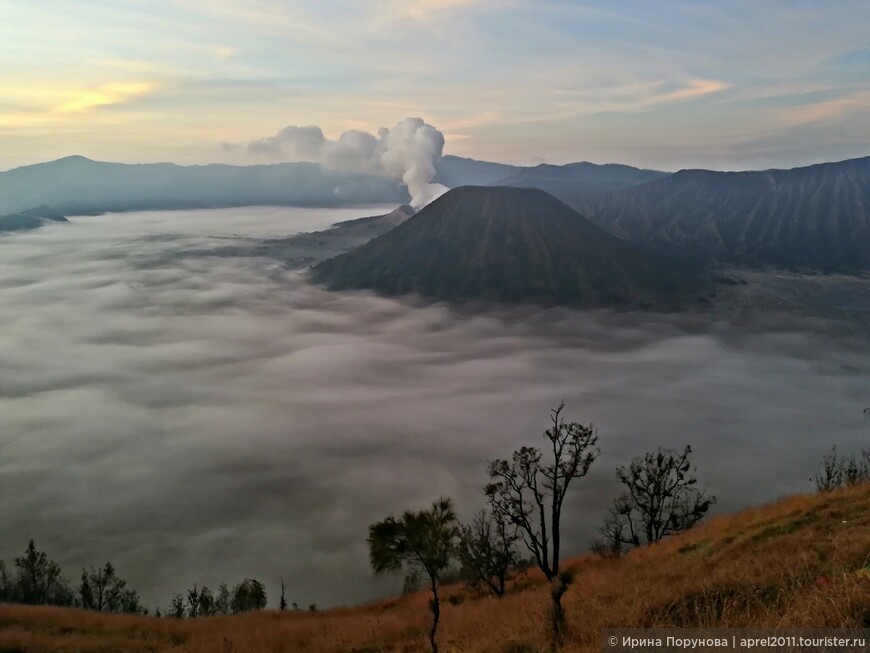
<box><xmin>814</xmin><ymin>446</ymin><xmax>870</xmax><ymax>491</ymax></box>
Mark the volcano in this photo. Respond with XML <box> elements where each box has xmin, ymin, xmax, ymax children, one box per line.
<box><xmin>313</xmin><ymin>186</ymin><xmax>710</xmax><ymax>309</ymax></box>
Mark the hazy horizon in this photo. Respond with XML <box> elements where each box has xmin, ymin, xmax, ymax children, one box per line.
<box><xmin>5</xmin><ymin>150</ymin><xmax>870</xmax><ymax>177</ymax></box>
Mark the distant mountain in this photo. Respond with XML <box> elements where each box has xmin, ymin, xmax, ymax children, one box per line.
<box><xmin>0</xmin><ymin>156</ymin><xmax>409</xmax><ymax>216</ymax></box>
<box><xmin>575</xmin><ymin>156</ymin><xmax>870</xmax><ymax>270</ymax></box>
<box><xmin>0</xmin><ymin>154</ymin><xmax>666</xmax><ymax>218</ymax></box>
<box><xmin>492</xmin><ymin>162</ymin><xmax>668</xmax><ymax>201</ymax></box>
<box><xmin>0</xmin><ymin>205</ymin><xmax>68</xmax><ymax>232</ymax></box>
<box><xmin>434</xmin><ymin>155</ymin><xmax>522</xmax><ymax>187</ymax></box>
<box><xmin>313</xmin><ymin>186</ymin><xmax>711</xmax><ymax>309</ymax></box>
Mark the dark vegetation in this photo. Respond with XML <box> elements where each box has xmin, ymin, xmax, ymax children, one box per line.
<box><xmin>594</xmin><ymin>446</ymin><xmax>717</xmax><ymax>556</ymax></box>
<box><xmin>457</xmin><ymin>507</ymin><xmax>520</xmax><ymax>598</ymax></box>
<box><xmin>364</xmin><ymin>404</ymin><xmax>714</xmax><ymax>651</ymax></box>
<box><xmin>365</xmin><ymin>404</ymin><xmax>867</xmax><ymax>651</ymax></box>
<box><xmin>0</xmin><ymin>543</ymin><xmax>293</xmax><ymax>620</ymax></box>
<box><xmin>0</xmin><ymin>405</ymin><xmax>866</xmax><ymax>653</ymax></box>
<box><xmin>814</xmin><ymin>446</ymin><xmax>870</xmax><ymax>491</ymax></box>
<box><xmin>78</xmin><ymin>562</ymin><xmax>144</xmax><ymax>614</ymax></box>
<box><xmin>485</xmin><ymin>403</ymin><xmax>599</xmax><ymax>644</ymax></box>
<box><xmin>368</xmin><ymin>498</ymin><xmax>459</xmax><ymax>653</ymax></box>
<box><xmin>1</xmin><ymin>482</ymin><xmax>866</xmax><ymax>652</ymax></box>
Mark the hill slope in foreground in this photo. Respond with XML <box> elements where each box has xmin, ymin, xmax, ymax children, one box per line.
<box><xmin>313</xmin><ymin>186</ymin><xmax>711</xmax><ymax>309</ymax></box>
<box><xmin>1</xmin><ymin>484</ymin><xmax>867</xmax><ymax>653</ymax></box>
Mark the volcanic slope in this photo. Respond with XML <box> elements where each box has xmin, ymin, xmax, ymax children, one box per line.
<box><xmin>574</xmin><ymin>156</ymin><xmax>870</xmax><ymax>270</ymax></box>
<box><xmin>313</xmin><ymin>186</ymin><xmax>710</xmax><ymax>309</ymax></box>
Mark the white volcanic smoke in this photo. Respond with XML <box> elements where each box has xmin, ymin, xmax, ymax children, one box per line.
<box><xmin>247</xmin><ymin>117</ymin><xmax>448</xmax><ymax>208</ymax></box>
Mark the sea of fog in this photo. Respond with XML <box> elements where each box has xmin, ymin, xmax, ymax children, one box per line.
<box><xmin>0</xmin><ymin>206</ymin><xmax>867</xmax><ymax>609</ymax></box>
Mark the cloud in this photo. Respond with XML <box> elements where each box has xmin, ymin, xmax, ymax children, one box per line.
<box><xmin>386</xmin><ymin>0</ymin><xmax>484</xmax><ymax>20</ymax></box>
<box><xmin>248</xmin><ymin>125</ymin><xmax>329</xmax><ymax>160</ymax></box>
<box><xmin>657</xmin><ymin>79</ymin><xmax>729</xmax><ymax>102</ymax></box>
<box><xmin>0</xmin><ymin>207</ymin><xmax>867</xmax><ymax>610</ymax></box>
<box><xmin>780</xmin><ymin>91</ymin><xmax>870</xmax><ymax>126</ymax></box>
<box><xmin>246</xmin><ymin>118</ymin><xmax>447</xmax><ymax>207</ymax></box>
<box><xmin>56</xmin><ymin>82</ymin><xmax>156</xmax><ymax>113</ymax></box>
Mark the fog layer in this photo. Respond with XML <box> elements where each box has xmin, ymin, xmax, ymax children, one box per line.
<box><xmin>0</xmin><ymin>207</ymin><xmax>867</xmax><ymax>609</ymax></box>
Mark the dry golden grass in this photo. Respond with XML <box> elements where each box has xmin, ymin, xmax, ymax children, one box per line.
<box><xmin>1</xmin><ymin>484</ymin><xmax>868</xmax><ymax>653</ymax></box>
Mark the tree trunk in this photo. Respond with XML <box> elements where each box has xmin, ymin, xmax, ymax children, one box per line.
<box><xmin>550</xmin><ymin>576</ymin><xmax>568</xmax><ymax>650</ymax></box>
<box><xmin>429</xmin><ymin>578</ymin><xmax>440</xmax><ymax>653</ymax></box>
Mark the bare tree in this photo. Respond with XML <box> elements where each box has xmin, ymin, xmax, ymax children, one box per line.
<box><xmin>186</xmin><ymin>584</ymin><xmax>201</xmax><ymax>618</ymax></box>
<box><xmin>486</xmin><ymin>403</ymin><xmax>599</xmax><ymax>645</ymax></box>
<box><xmin>279</xmin><ymin>578</ymin><xmax>288</xmax><ymax>611</ymax></box>
<box><xmin>14</xmin><ymin>539</ymin><xmax>71</xmax><ymax>606</ymax></box>
<box><xmin>600</xmin><ymin>446</ymin><xmax>715</xmax><ymax>551</ymax></box>
<box><xmin>169</xmin><ymin>593</ymin><xmax>185</xmax><ymax>619</ymax></box>
<box><xmin>0</xmin><ymin>562</ymin><xmax>13</xmax><ymax>602</ymax></box>
<box><xmin>368</xmin><ymin>497</ymin><xmax>458</xmax><ymax>653</ymax></box>
<box><xmin>458</xmin><ymin>506</ymin><xmax>519</xmax><ymax>597</ymax></box>
<box><xmin>814</xmin><ymin>445</ymin><xmax>870</xmax><ymax>491</ymax></box>
<box><xmin>79</xmin><ymin>562</ymin><xmax>128</xmax><ymax>612</ymax></box>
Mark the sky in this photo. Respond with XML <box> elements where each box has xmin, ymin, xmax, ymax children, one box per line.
<box><xmin>1</xmin><ymin>0</ymin><xmax>869</xmax><ymax>171</ymax></box>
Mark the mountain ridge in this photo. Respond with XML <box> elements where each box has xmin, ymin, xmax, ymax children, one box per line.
<box><xmin>491</xmin><ymin>160</ymin><xmax>668</xmax><ymax>200</ymax></box>
<box><xmin>0</xmin><ymin>205</ymin><xmax>68</xmax><ymax>233</ymax></box>
<box><xmin>0</xmin><ymin>157</ymin><xmax>409</xmax><ymax>216</ymax></box>
<box><xmin>574</xmin><ymin>155</ymin><xmax>870</xmax><ymax>270</ymax></box>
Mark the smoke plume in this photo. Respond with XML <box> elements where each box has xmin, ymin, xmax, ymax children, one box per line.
<box><xmin>247</xmin><ymin>117</ymin><xmax>448</xmax><ymax>208</ymax></box>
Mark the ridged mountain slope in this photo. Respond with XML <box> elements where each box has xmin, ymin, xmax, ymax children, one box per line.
<box><xmin>575</xmin><ymin>156</ymin><xmax>870</xmax><ymax>270</ymax></box>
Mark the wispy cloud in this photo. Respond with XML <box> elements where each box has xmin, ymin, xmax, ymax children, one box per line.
<box><xmin>659</xmin><ymin>79</ymin><xmax>729</xmax><ymax>102</ymax></box>
<box><xmin>383</xmin><ymin>0</ymin><xmax>485</xmax><ymax>20</ymax></box>
<box><xmin>56</xmin><ymin>82</ymin><xmax>157</xmax><ymax>113</ymax></box>
<box><xmin>780</xmin><ymin>91</ymin><xmax>870</xmax><ymax>126</ymax></box>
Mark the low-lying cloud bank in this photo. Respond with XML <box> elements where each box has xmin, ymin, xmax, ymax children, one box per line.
<box><xmin>0</xmin><ymin>207</ymin><xmax>867</xmax><ymax>609</ymax></box>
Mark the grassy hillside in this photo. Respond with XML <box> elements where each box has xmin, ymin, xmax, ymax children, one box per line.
<box><xmin>0</xmin><ymin>483</ymin><xmax>867</xmax><ymax>653</ymax></box>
